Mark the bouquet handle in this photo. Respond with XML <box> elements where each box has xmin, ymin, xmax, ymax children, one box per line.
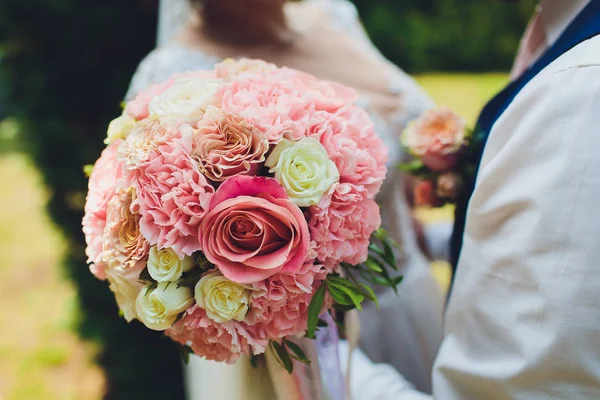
<box><xmin>266</xmin><ymin>312</ymin><xmax>351</xmax><ymax>400</ymax></box>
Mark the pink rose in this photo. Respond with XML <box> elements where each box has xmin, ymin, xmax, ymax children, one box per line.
<box><xmin>191</xmin><ymin>107</ymin><xmax>269</xmax><ymax>181</ymax></box>
<box><xmin>167</xmin><ymin>306</ymin><xmax>267</xmax><ymax>364</ymax></box>
<box><xmin>102</xmin><ymin>188</ymin><xmax>149</xmax><ymax>270</ymax></box>
<box><xmin>199</xmin><ymin>176</ymin><xmax>310</xmax><ymax>284</ymax></box>
<box><xmin>401</xmin><ymin>108</ymin><xmax>467</xmax><ymax>171</ymax></box>
<box><xmin>309</xmin><ymin>183</ymin><xmax>381</xmax><ymax>268</ymax></box>
<box><xmin>82</xmin><ymin>141</ymin><xmax>124</xmax><ymax>279</ymax></box>
<box><xmin>123</xmin><ymin>121</ymin><xmax>215</xmax><ymax>257</ymax></box>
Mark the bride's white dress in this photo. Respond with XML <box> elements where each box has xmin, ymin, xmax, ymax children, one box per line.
<box><xmin>126</xmin><ymin>0</ymin><xmax>445</xmax><ymax>397</ymax></box>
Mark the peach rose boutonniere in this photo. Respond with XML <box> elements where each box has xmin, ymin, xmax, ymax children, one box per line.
<box><xmin>401</xmin><ymin>108</ymin><xmax>471</xmax><ymax>207</ymax></box>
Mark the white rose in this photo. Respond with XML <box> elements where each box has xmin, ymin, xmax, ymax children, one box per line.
<box><xmin>136</xmin><ymin>282</ymin><xmax>194</xmax><ymax>331</ymax></box>
<box><xmin>265</xmin><ymin>138</ymin><xmax>340</xmax><ymax>207</ymax></box>
<box><xmin>148</xmin><ymin>77</ymin><xmax>222</xmax><ymax>120</ymax></box>
<box><xmin>106</xmin><ymin>267</ymin><xmax>144</xmax><ymax>322</ymax></box>
<box><xmin>195</xmin><ymin>271</ymin><xmax>250</xmax><ymax>323</ymax></box>
<box><xmin>105</xmin><ymin>113</ymin><xmax>136</xmax><ymax>144</ymax></box>
<box><xmin>147</xmin><ymin>246</ymin><xmax>195</xmax><ymax>282</ymax></box>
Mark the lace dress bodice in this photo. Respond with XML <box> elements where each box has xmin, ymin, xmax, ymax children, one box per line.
<box><xmin>126</xmin><ymin>0</ymin><xmax>444</xmax><ymax>394</ymax></box>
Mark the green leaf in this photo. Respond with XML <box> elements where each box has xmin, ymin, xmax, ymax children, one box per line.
<box><xmin>195</xmin><ymin>252</ymin><xmax>214</xmax><ymax>272</ymax></box>
<box><xmin>138</xmin><ymin>267</ymin><xmax>154</xmax><ymax>284</ymax></box>
<box><xmin>368</xmin><ymin>243</ymin><xmax>386</xmax><ymax>258</ymax></box>
<box><xmin>250</xmin><ymin>354</ymin><xmax>258</xmax><ymax>368</ymax></box>
<box><xmin>364</xmin><ymin>258</ymin><xmax>383</xmax><ymax>273</ymax></box>
<box><xmin>328</xmin><ymin>285</ymin><xmax>355</xmax><ymax>306</ymax></box>
<box><xmin>359</xmin><ymin>283</ymin><xmax>379</xmax><ymax>308</ymax></box>
<box><xmin>398</xmin><ymin>159</ymin><xmax>425</xmax><ymax>173</ymax></box>
<box><xmin>177</xmin><ymin>267</ymin><xmax>204</xmax><ymax>288</ymax></box>
<box><xmin>327</xmin><ymin>276</ymin><xmax>355</xmax><ymax>287</ymax></box>
<box><xmin>333</xmin><ymin>303</ymin><xmax>356</xmax><ymax>312</ymax></box>
<box><xmin>83</xmin><ymin>164</ymin><xmax>94</xmax><ymax>178</ymax></box>
<box><xmin>271</xmin><ymin>341</ymin><xmax>293</xmax><ymax>373</ymax></box>
<box><xmin>144</xmin><ymin>282</ymin><xmax>157</xmax><ymax>296</ymax></box>
<box><xmin>284</xmin><ymin>340</ymin><xmax>311</xmax><ymax>364</ymax></box>
<box><xmin>328</xmin><ymin>282</ymin><xmax>364</xmax><ymax>311</ymax></box>
<box><xmin>306</xmin><ymin>282</ymin><xmax>326</xmax><ymax>338</ymax></box>
<box><xmin>178</xmin><ymin>344</ymin><xmax>193</xmax><ymax>365</ymax></box>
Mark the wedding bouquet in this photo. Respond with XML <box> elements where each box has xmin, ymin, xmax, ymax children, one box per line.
<box><xmin>401</xmin><ymin>107</ymin><xmax>472</xmax><ymax>207</ymax></box>
<box><xmin>82</xmin><ymin>59</ymin><xmax>399</xmax><ymax>370</ymax></box>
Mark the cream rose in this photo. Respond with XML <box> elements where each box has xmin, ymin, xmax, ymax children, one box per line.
<box><xmin>105</xmin><ymin>113</ymin><xmax>136</xmax><ymax>144</ymax></box>
<box><xmin>195</xmin><ymin>271</ymin><xmax>250</xmax><ymax>323</ymax></box>
<box><xmin>148</xmin><ymin>77</ymin><xmax>222</xmax><ymax>120</ymax></box>
<box><xmin>147</xmin><ymin>246</ymin><xmax>195</xmax><ymax>282</ymax></box>
<box><xmin>136</xmin><ymin>282</ymin><xmax>194</xmax><ymax>331</ymax></box>
<box><xmin>106</xmin><ymin>266</ymin><xmax>144</xmax><ymax>322</ymax></box>
<box><xmin>265</xmin><ymin>138</ymin><xmax>340</xmax><ymax>207</ymax></box>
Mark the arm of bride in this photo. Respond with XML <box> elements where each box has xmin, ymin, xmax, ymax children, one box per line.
<box><xmin>340</xmin><ymin>340</ymin><xmax>431</xmax><ymax>400</ymax></box>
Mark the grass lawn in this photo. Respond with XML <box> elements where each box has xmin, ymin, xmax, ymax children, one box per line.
<box><xmin>0</xmin><ymin>155</ymin><xmax>104</xmax><ymax>400</ymax></box>
<box><xmin>0</xmin><ymin>73</ymin><xmax>507</xmax><ymax>399</ymax></box>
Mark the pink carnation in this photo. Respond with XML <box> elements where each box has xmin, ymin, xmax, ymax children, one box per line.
<box><xmin>309</xmin><ymin>183</ymin><xmax>381</xmax><ymax>268</ymax></box>
<box><xmin>122</xmin><ymin>120</ymin><xmax>215</xmax><ymax>257</ymax></box>
<box><xmin>167</xmin><ymin>306</ymin><xmax>267</xmax><ymax>364</ymax></box>
<box><xmin>290</xmin><ymin>70</ymin><xmax>358</xmax><ymax>113</ymax></box>
<box><xmin>246</xmin><ymin>261</ymin><xmax>328</xmax><ymax>339</ymax></box>
<box><xmin>218</xmin><ymin>69</ymin><xmax>315</xmax><ymax>142</ymax></box>
<box><xmin>317</xmin><ymin>110</ymin><xmax>387</xmax><ymax>199</ymax></box>
<box><xmin>82</xmin><ymin>141</ymin><xmax>124</xmax><ymax>279</ymax></box>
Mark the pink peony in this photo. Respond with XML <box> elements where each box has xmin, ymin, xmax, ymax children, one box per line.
<box><xmin>82</xmin><ymin>140</ymin><xmax>124</xmax><ymax>279</ymax></box>
<box><xmin>401</xmin><ymin>107</ymin><xmax>467</xmax><ymax>171</ymax></box>
<box><xmin>167</xmin><ymin>306</ymin><xmax>267</xmax><ymax>364</ymax></box>
<box><xmin>122</xmin><ymin>120</ymin><xmax>215</xmax><ymax>257</ymax></box>
<box><xmin>309</xmin><ymin>183</ymin><xmax>381</xmax><ymax>268</ymax></box>
<box><xmin>191</xmin><ymin>107</ymin><xmax>269</xmax><ymax>181</ymax></box>
<box><xmin>199</xmin><ymin>176</ymin><xmax>310</xmax><ymax>284</ymax></box>
<box><xmin>102</xmin><ymin>188</ymin><xmax>149</xmax><ymax>270</ymax></box>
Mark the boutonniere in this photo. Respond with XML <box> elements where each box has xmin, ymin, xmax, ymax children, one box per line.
<box><xmin>400</xmin><ymin>108</ymin><xmax>475</xmax><ymax>207</ymax></box>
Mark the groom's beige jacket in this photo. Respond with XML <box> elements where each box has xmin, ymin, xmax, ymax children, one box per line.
<box><xmin>352</xmin><ymin>0</ymin><xmax>600</xmax><ymax>398</ymax></box>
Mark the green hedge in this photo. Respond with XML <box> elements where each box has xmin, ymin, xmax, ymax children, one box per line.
<box><xmin>0</xmin><ymin>0</ymin><xmax>535</xmax><ymax>398</ymax></box>
<box><xmin>351</xmin><ymin>0</ymin><xmax>537</xmax><ymax>72</ymax></box>
<box><xmin>0</xmin><ymin>1</ymin><xmax>185</xmax><ymax>399</ymax></box>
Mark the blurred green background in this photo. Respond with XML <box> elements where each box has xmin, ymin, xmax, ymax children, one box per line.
<box><xmin>0</xmin><ymin>0</ymin><xmax>533</xmax><ymax>399</ymax></box>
